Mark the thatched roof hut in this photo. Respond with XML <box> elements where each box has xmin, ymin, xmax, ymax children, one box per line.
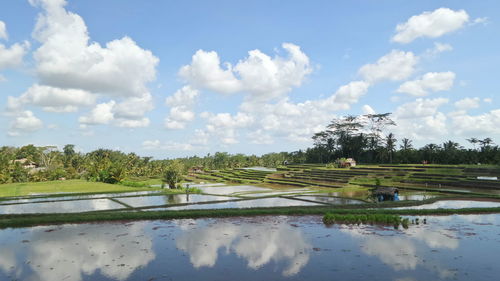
<box><xmin>373</xmin><ymin>187</ymin><xmax>399</xmax><ymax>196</ymax></box>
<box><xmin>373</xmin><ymin>187</ymin><xmax>399</xmax><ymax>201</ymax></box>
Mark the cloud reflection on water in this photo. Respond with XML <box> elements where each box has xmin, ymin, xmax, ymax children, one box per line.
<box><xmin>175</xmin><ymin>219</ymin><xmax>311</xmax><ymax>276</ymax></box>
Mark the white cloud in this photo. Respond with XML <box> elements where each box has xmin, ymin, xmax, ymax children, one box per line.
<box><xmin>472</xmin><ymin>17</ymin><xmax>488</xmax><ymax>26</ymax></box>
<box><xmin>454</xmin><ymin>97</ymin><xmax>480</xmax><ymax>110</ymax></box>
<box><xmin>424</xmin><ymin>42</ymin><xmax>453</xmax><ymax>57</ymax></box>
<box><xmin>393</xmin><ymin>98</ymin><xmax>450</xmax><ymax>141</ymax></box>
<box><xmin>179</xmin><ymin>50</ymin><xmax>241</xmax><ymax>94</ymax></box>
<box><xmin>392</xmin><ymin>8</ymin><xmax>469</xmax><ymax>43</ymax></box>
<box><xmin>31</xmin><ymin>0</ymin><xmax>158</xmax><ymax>98</ymax></box>
<box><xmin>396</xmin><ymin>72</ymin><xmax>455</xmax><ymax>97</ymax></box>
<box><xmin>358</xmin><ymin>50</ymin><xmax>418</xmax><ymax>83</ymax></box>
<box><xmin>116</xmin><ymin>117</ymin><xmax>150</xmax><ymax>128</ymax></box>
<box><xmin>322</xmin><ymin>81</ymin><xmax>370</xmax><ymax>110</ymax></box>
<box><xmin>164</xmin><ymin>86</ymin><xmax>199</xmax><ymax>129</ymax></box>
<box><xmin>78</xmin><ymin>101</ymin><xmax>115</xmax><ymax>125</ymax></box>
<box><xmin>4</xmin><ymin>0</ymin><xmax>158</xmax><ymax>131</ymax></box>
<box><xmin>113</xmin><ymin>93</ymin><xmax>154</xmax><ymax>119</ymax></box>
<box><xmin>0</xmin><ymin>41</ymin><xmax>29</xmax><ymax>70</ymax></box>
<box><xmin>395</xmin><ymin>98</ymin><xmax>449</xmax><ymax>119</ymax></box>
<box><xmin>362</xmin><ymin>105</ymin><xmax>376</xmax><ymax>115</ymax></box>
<box><xmin>0</xmin><ymin>21</ymin><xmax>7</xmax><ymax>40</ymax></box>
<box><xmin>165</xmin><ymin>85</ymin><xmax>199</xmax><ymax>107</ymax></box>
<box><xmin>179</xmin><ymin>43</ymin><xmax>312</xmax><ymax>102</ymax></box>
<box><xmin>8</xmin><ymin>110</ymin><xmax>43</xmax><ymax>136</ymax></box>
<box><xmin>483</xmin><ymin>98</ymin><xmax>492</xmax><ymax>103</ymax></box>
<box><xmin>164</xmin><ymin>107</ymin><xmax>195</xmax><ymax>129</ymax></box>
<box><xmin>449</xmin><ymin>109</ymin><xmax>500</xmax><ymax>136</ymax></box>
<box><xmin>8</xmin><ymin>84</ymin><xmax>95</xmax><ymax>113</ymax></box>
<box><xmin>142</xmin><ymin>140</ymin><xmax>196</xmax><ymax>151</ymax></box>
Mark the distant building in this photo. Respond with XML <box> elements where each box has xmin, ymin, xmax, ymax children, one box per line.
<box><xmin>338</xmin><ymin>158</ymin><xmax>356</xmax><ymax>168</ymax></box>
<box><xmin>344</xmin><ymin>158</ymin><xmax>356</xmax><ymax>167</ymax></box>
<box><xmin>11</xmin><ymin>158</ymin><xmax>37</xmax><ymax>169</ymax></box>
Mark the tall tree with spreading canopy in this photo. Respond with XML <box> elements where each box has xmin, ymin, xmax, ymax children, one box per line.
<box><xmin>162</xmin><ymin>160</ymin><xmax>185</xmax><ymax>189</ymax></box>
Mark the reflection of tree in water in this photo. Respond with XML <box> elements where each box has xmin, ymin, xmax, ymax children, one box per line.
<box><xmin>0</xmin><ymin>222</ymin><xmax>155</xmax><ymax>281</ymax></box>
<box><xmin>176</xmin><ymin>220</ymin><xmax>311</xmax><ymax>276</ymax></box>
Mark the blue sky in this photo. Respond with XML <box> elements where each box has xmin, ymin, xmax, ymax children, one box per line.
<box><xmin>0</xmin><ymin>0</ymin><xmax>499</xmax><ymax>158</ymax></box>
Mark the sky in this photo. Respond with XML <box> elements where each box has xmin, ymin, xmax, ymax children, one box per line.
<box><xmin>0</xmin><ymin>0</ymin><xmax>499</xmax><ymax>158</ymax></box>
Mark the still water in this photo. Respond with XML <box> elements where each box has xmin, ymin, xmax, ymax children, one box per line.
<box><xmin>0</xmin><ymin>214</ymin><xmax>498</xmax><ymax>281</ymax></box>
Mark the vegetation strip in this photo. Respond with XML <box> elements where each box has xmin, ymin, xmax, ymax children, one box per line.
<box><xmin>323</xmin><ymin>213</ymin><xmax>409</xmax><ymax>228</ymax></box>
<box><xmin>1</xmin><ymin>206</ymin><xmax>499</xmax><ymax>228</ymax></box>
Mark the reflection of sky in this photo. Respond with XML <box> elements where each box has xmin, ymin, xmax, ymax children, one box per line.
<box><xmin>115</xmin><ymin>194</ymin><xmax>235</xmax><ymax>208</ymax></box>
<box><xmin>166</xmin><ymin>197</ymin><xmax>321</xmax><ymax>210</ymax></box>
<box><xmin>198</xmin><ymin>185</ymin><xmax>272</xmax><ymax>195</ymax></box>
<box><xmin>175</xmin><ymin>219</ymin><xmax>311</xmax><ymax>276</ymax></box>
<box><xmin>394</xmin><ymin>200</ymin><xmax>500</xmax><ymax>209</ymax></box>
<box><xmin>1</xmin><ymin>214</ymin><xmax>499</xmax><ymax>280</ymax></box>
<box><xmin>0</xmin><ymin>222</ymin><xmax>155</xmax><ymax>281</ymax></box>
<box><xmin>0</xmin><ymin>198</ymin><xmax>124</xmax><ymax>214</ymax></box>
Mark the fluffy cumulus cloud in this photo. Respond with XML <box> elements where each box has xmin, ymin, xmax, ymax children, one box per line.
<box><xmin>0</xmin><ymin>21</ymin><xmax>29</xmax><ymax>74</ymax></box>
<box><xmin>5</xmin><ymin>0</ymin><xmax>159</xmax><ymax>134</ymax></box>
<box><xmin>396</xmin><ymin>72</ymin><xmax>455</xmax><ymax>96</ymax></box>
<box><xmin>358</xmin><ymin>50</ymin><xmax>418</xmax><ymax>83</ymax></box>
<box><xmin>392</xmin><ymin>8</ymin><xmax>469</xmax><ymax>43</ymax></box>
<box><xmin>179</xmin><ymin>43</ymin><xmax>312</xmax><ymax>102</ymax></box>
<box><xmin>449</xmin><ymin>109</ymin><xmax>500</xmax><ymax>136</ymax></box>
<box><xmin>164</xmin><ymin>86</ymin><xmax>199</xmax><ymax>129</ymax></box>
<box><xmin>454</xmin><ymin>97</ymin><xmax>480</xmax><ymax>110</ymax></box>
<box><xmin>8</xmin><ymin>84</ymin><xmax>95</xmax><ymax>113</ymax></box>
<box><xmin>201</xmin><ymin>112</ymin><xmax>254</xmax><ymax>144</ymax></box>
<box><xmin>8</xmin><ymin>110</ymin><xmax>44</xmax><ymax>136</ymax></box>
<box><xmin>182</xmin><ymin>48</ymin><xmax>420</xmax><ymax>146</ymax></box>
<box><xmin>321</xmin><ymin>81</ymin><xmax>370</xmax><ymax>110</ymax></box>
<box><xmin>394</xmin><ymin>98</ymin><xmax>449</xmax><ymax>119</ymax></box>
<box><xmin>31</xmin><ymin>0</ymin><xmax>158</xmax><ymax>97</ymax></box>
<box><xmin>78</xmin><ymin>101</ymin><xmax>115</xmax><ymax>126</ymax></box>
<box><xmin>393</xmin><ymin>98</ymin><xmax>449</xmax><ymax>141</ymax></box>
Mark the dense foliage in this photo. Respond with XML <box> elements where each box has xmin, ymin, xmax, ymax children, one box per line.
<box><xmin>308</xmin><ymin>113</ymin><xmax>500</xmax><ymax>165</ymax></box>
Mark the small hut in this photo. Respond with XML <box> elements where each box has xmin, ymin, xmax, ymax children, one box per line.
<box><xmin>337</xmin><ymin>158</ymin><xmax>356</xmax><ymax>168</ymax></box>
<box><xmin>373</xmin><ymin>187</ymin><xmax>399</xmax><ymax>202</ymax></box>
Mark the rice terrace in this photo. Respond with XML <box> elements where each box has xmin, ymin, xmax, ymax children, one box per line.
<box><xmin>1</xmin><ymin>1</ymin><xmax>499</xmax><ymax>281</ymax></box>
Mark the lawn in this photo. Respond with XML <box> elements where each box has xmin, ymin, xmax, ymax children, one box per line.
<box><xmin>0</xmin><ymin>179</ymin><xmax>162</xmax><ymax>197</ymax></box>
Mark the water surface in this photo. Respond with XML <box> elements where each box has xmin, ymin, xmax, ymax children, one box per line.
<box><xmin>0</xmin><ymin>214</ymin><xmax>499</xmax><ymax>280</ymax></box>
<box><xmin>0</xmin><ymin>198</ymin><xmax>125</xmax><ymax>214</ymax></box>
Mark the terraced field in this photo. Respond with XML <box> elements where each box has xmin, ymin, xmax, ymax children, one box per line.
<box><xmin>189</xmin><ymin>164</ymin><xmax>500</xmax><ymax>198</ymax></box>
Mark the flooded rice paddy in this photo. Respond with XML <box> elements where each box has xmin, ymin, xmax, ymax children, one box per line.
<box><xmin>393</xmin><ymin>199</ymin><xmax>500</xmax><ymax>210</ymax></box>
<box><xmin>0</xmin><ymin>214</ymin><xmax>499</xmax><ymax>281</ymax></box>
<box><xmin>1</xmin><ymin>183</ymin><xmax>499</xmax><ymax>214</ymax></box>
<box><xmin>0</xmin><ymin>199</ymin><xmax>126</xmax><ymax>214</ymax></box>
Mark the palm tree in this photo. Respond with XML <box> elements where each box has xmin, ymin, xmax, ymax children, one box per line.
<box><xmin>467</xmin><ymin>138</ymin><xmax>479</xmax><ymax>150</ymax></box>
<box><xmin>443</xmin><ymin>140</ymin><xmax>460</xmax><ymax>151</ymax></box>
<box><xmin>400</xmin><ymin>138</ymin><xmax>413</xmax><ymax>151</ymax></box>
<box><xmin>385</xmin><ymin>133</ymin><xmax>397</xmax><ymax>163</ymax></box>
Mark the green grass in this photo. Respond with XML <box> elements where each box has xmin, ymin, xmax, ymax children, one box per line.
<box><xmin>0</xmin><ymin>179</ymin><xmax>162</xmax><ymax>197</ymax></box>
<box><xmin>323</xmin><ymin>213</ymin><xmax>407</xmax><ymax>228</ymax></box>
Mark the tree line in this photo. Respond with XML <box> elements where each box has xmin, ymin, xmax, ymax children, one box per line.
<box><xmin>0</xmin><ymin>113</ymin><xmax>498</xmax><ymax>185</ymax></box>
<box><xmin>307</xmin><ymin>113</ymin><xmax>499</xmax><ymax>165</ymax></box>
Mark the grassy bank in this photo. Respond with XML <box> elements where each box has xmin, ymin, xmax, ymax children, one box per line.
<box><xmin>0</xmin><ymin>179</ymin><xmax>162</xmax><ymax>197</ymax></box>
<box><xmin>1</xmin><ymin>205</ymin><xmax>499</xmax><ymax>229</ymax></box>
